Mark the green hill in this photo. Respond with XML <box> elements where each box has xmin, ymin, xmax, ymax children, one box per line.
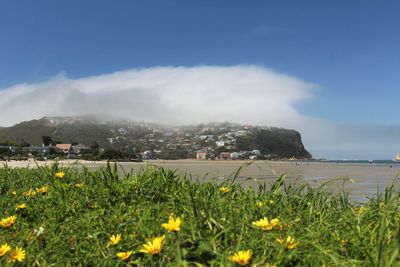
<box><xmin>0</xmin><ymin>117</ymin><xmax>114</xmax><ymax>147</ymax></box>
<box><xmin>0</xmin><ymin>118</ymin><xmax>56</xmax><ymax>145</ymax></box>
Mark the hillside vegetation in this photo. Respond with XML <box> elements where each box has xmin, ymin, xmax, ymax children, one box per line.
<box><xmin>236</xmin><ymin>128</ymin><xmax>311</xmax><ymax>158</ymax></box>
<box><xmin>0</xmin><ymin>118</ymin><xmax>114</xmax><ymax>148</ymax></box>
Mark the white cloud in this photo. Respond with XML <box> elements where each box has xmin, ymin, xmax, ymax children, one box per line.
<box><xmin>0</xmin><ymin>65</ymin><xmax>314</xmax><ymax>127</ymax></box>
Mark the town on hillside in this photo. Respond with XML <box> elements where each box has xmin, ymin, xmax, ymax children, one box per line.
<box><xmin>0</xmin><ymin>118</ymin><xmax>311</xmax><ymax>161</ymax></box>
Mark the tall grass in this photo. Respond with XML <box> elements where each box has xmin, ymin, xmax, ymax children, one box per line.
<box><xmin>0</xmin><ymin>162</ymin><xmax>400</xmax><ymax>266</ymax></box>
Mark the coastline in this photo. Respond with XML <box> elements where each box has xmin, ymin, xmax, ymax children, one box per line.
<box><xmin>2</xmin><ymin>158</ymin><xmax>399</xmax><ymax>202</ymax></box>
<box><xmin>0</xmin><ymin>158</ymin><xmax>398</xmax><ymax>167</ymax></box>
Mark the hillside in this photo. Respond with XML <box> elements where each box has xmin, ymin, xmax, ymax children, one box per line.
<box><xmin>0</xmin><ymin>116</ymin><xmax>311</xmax><ymax>159</ymax></box>
<box><xmin>0</xmin><ymin>118</ymin><xmax>56</xmax><ymax>145</ymax></box>
<box><xmin>0</xmin><ymin>117</ymin><xmax>114</xmax><ymax>147</ymax></box>
<box><xmin>236</xmin><ymin>128</ymin><xmax>311</xmax><ymax>159</ymax></box>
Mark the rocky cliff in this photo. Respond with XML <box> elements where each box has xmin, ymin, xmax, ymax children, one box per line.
<box><xmin>236</xmin><ymin>128</ymin><xmax>311</xmax><ymax>159</ymax></box>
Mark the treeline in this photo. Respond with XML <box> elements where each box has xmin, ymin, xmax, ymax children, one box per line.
<box><xmin>0</xmin><ymin>147</ymin><xmax>142</xmax><ymax>162</ymax></box>
<box><xmin>0</xmin><ymin>140</ymin><xmax>142</xmax><ymax>162</ymax></box>
<box><xmin>0</xmin><ymin>140</ymin><xmax>194</xmax><ymax>161</ymax></box>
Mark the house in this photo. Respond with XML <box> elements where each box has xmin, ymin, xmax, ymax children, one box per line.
<box><xmin>141</xmin><ymin>150</ymin><xmax>157</xmax><ymax>160</ymax></box>
<box><xmin>71</xmin><ymin>144</ymin><xmax>89</xmax><ymax>155</ymax></box>
<box><xmin>117</xmin><ymin>128</ymin><xmax>128</xmax><ymax>135</ymax></box>
<box><xmin>230</xmin><ymin>152</ymin><xmax>240</xmax><ymax>160</ymax></box>
<box><xmin>235</xmin><ymin>130</ymin><xmax>247</xmax><ymax>136</ymax></box>
<box><xmin>219</xmin><ymin>152</ymin><xmax>231</xmax><ymax>160</ymax></box>
<box><xmin>215</xmin><ymin>141</ymin><xmax>225</xmax><ymax>147</ymax></box>
<box><xmin>145</xmin><ymin>133</ymin><xmax>155</xmax><ymax>138</ymax></box>
<box><xmin>196</xmin><ymin>151</ymin><xmax>207</xmax><ymax>160</ymax></box>
<box><xmin>56</xmin><ymin>144</ymin><xmax>72</xmax><ymax>154</ymax></box>
<box><xmin>107</xmin><ymin>136</ymin><xmax>126</xmax><ymax>144</ymax></box>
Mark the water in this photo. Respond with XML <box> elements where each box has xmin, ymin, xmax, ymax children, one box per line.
<box><xmin>5</xmin><ymin>159</ymin><xmax>400</xmax><ymax>202</ymax></box>
<box><xmin>116</xmin><ymin>160</ymin><xmax>400</xmax><ymax>202</ymax></box>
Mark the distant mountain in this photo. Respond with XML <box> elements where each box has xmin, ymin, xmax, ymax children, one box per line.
<box><xmin>0</xmin><ymin>116</ymin><xmax>311</xmax><ymax>159</ymax></box>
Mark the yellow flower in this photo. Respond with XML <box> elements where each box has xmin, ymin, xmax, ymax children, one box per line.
<box><xmin>0</xmin><ymin>244</ymin><xmax>11</xmax><ymax>257</ymax></box>
<box><xmin>229</xmin><ymin>250</ymin><xmax>252</xmax><ymax>266</ymax></box>
<box><xmin>36</xmin><ymin>186</ymin><xmax>49</xmax><ymax>194</ymax></box>
<box><xmin>75</xmin><ymin>182</ymin><xmax>84</xmax><ymax>188</ymax></box>
<box><xmin>55</xmin><ymin>171</ymin><xmax>65</xmax><ymax>179</ymax></box>
<box><xmin>0</xmin><ymin>215</ymin><xmax>17</xmax><ymax>228</ymax></box>
<box><xmin>15</xmin><ymin>203</ymin><xmax>27</xmax><ymax>211</ymax></box>
<box><xmin>107</xmin><ymin>234</ymin><xmax>121</xmax><ymax>246</ymax></box>
<box><xmin>273</xmin><ymin>218</ymin><xmax>284</xmax><ymax>230</ymax></box>
<box><xmin>11</xmin><ymin>191</ymin><xmax>17</xmax><ymax>196</ymax></box>
<box><xmin>354</xmin><ymin>205</ymin><xmax>367</xmax><ymax>215</ymax></box>
<box><xmin>22</xmin><ymin>189</ymin><xmax>36</xmax><ymax>197</ymax></box>
<box><xmin>8</xmin><ymin>246</ymin><xmax>25</xmax><ymax>262</ymax></box>
<box><xmin>252</xmin><ymin>217</ymin><xmax>282</xmax><ymax>231</ymax></box>
<box><xmin>161</xmin><ymin>215</ymin><xmax>182</xmax><ymax>232</ymax></box>
<box><xmin>140</xmin><ymin>236</ymin><xmax>165</xmax><ymax>255</ymax></box>
<box><xmin>276</xmin><ymin>235</ymin><xmax>298</xmax><ymax>249</ymax></box>
<box><xmin>256</xmin><ymin>201</ymin><xmax>264</xmax><ymax>207</ymax></box>
<box><xmin>117</xmin><ymin>250</ymin><xmax>133</xmax><ymax>261</ymax></box>
<box><xmin>220</xmin><ymin>187</ymin><xmax>230</xmax><ymax>193</ymax></box>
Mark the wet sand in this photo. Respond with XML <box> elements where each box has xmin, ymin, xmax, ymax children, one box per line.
<box><xmin>2</xmin><ymin>159</ymin><xmax>400</xmax><ymax>202</ymax></box>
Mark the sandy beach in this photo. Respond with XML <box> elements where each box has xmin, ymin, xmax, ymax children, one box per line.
<box><xmin>2</xmin><ymin>159</ymin><xmax>400</xmax><ymax>202</ymax></box>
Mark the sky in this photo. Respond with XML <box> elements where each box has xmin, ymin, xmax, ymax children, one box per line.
<box><xmin>0</xmin><ymin>0</ymin><xmax>399</xmax><ymax>159</ymax></box>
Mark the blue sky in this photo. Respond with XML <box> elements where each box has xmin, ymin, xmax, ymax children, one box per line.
<box><xmin>0</xmin><ymin>1</ymin><xmax>399</xmax><ymax>158</ymax></box>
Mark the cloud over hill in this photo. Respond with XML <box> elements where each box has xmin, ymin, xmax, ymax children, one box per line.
<box><xmin>0</xmin><ymin>65</ymin><xmax>315</xmax><ymax>127</ymax></box>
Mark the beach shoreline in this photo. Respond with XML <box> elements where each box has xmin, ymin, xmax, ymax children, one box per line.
<box><xmin>2</xmin><ymin>159</ymin><xmax>399</xmax><ymax>201</ymax></box>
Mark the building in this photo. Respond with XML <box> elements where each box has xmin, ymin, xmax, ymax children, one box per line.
<box><xmin>215</xmin><ymin>141</ymin><xmax>225</xmax><ymax>147</ymax></box>
<box><xmin>219</xmin><ymin>152</ymin><xmax>231</xmax><ymax>160</ymax></box>
<box><xmin>230</xmin><ymin>152</ymin><xmax>240</xmax><ymax>160</ymax></box>
<box><xmin>71</xmin><ymin>145</ymin><xmax>89</xmax><ymax>155</ymax></box>
<box><xmin>56</xmin><ymin>144</ymin><xmax>72</xmax><ymax>154</ymax></box>
<box><xmin>196</xmin><ymin>151</ymin><xmax>207</xmax><ymax>160</ymax></box>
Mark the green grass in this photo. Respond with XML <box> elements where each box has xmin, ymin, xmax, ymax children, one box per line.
<box><xmin>1</xmin><ymin>161</ymin><xmax>400</xmax><ymax>266</ymax></box>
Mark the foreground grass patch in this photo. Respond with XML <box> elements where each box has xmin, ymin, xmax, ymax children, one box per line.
<box><xmin>1</xmin><ymin>162</ymin><xmax>400</xmax><ymax>266</ymax></box>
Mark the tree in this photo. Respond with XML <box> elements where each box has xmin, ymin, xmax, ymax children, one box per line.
<box><xmin>42</xmin><ymin>136</ymin><xmax>53</xmax><ymax>146</ymax></box>
<box><xmin>90</xmin><ymin>142</ymin><xmax>100</xmax><ymax>150</ymax></box>
<box><xmin>19</xmin><ymin>139</ymin><xmax>30</xmax><ymax>148</ymax></box>
<box><xmin>89</xmin><ymin>142</ymin><xmax>100</xmax><ymax>156</ymax></box>
<box><xmin>100</xmin><ymin>149</ymin><xmax>122</xmax><ymax>160</ymax></box>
